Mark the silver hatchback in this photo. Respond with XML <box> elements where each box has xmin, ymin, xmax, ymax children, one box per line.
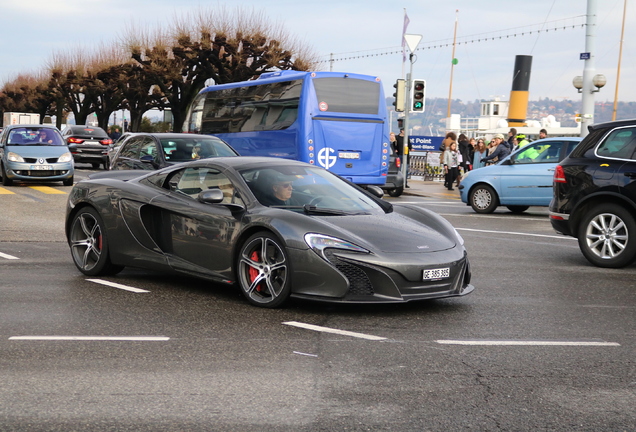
<box><xmin>0</xmin><ymin>125</ymin><xmax>74</xmax><ymax>186</ymax></box>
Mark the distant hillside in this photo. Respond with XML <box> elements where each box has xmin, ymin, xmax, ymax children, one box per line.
<box><xmin>388</xmin><ymin>97</ymin><xmax>636</xmax><ymax>135</ymax></box>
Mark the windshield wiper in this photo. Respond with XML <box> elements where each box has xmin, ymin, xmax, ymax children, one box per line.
<box><xmin>302</xmin><ymin>204</ymin><xmax>366</xmax><ymax>216</ymax></box>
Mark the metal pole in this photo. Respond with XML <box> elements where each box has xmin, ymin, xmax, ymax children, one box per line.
<box><xmin>612</xmin><ymin>0</ymin><xmax>627</xmax><ymax>121</ymax></box>
<box><xmin>446</xmin><ymin>10</ymin><xmax>459</xmax><ymax>118</ymax></box>
<box><xmin>580</xmin><ymin>0</ymin><xmax>598</xmax><ymax>137</ymax></box>
<box><xmin>401</xmin><ymin>57</ymin><xmax>413</xmax><ymax>183</ymax></box>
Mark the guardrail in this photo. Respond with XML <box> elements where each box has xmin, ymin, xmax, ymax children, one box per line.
<box><xmin>408</xmin><ymin>152</ymin><xmax>444</xmax><ymax>180</ymax></box>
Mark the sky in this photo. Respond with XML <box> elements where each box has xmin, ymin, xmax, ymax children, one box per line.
<box><xmin>1</xmin><ymin>0</ymin><xmax>634</xmax><ymax>109</ymax></box>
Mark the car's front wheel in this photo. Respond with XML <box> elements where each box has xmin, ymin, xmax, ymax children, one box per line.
<box><xmin>69</xmin><ymin>207</ymin><xmax>124</xmax><ymax>276</ymax></box>
<box><xmin>237</xmin><ymin>232</ymin><xmax>291</xmax><ymax>308</ymax></box>
<box><xmin>506</xmin><ymin>205</ymin><xmax>529</xmax><ymax>214</ymax></box>
<box><xmin>469</xmin><ymin>184</ymin><xmax>498</xmax><ymax>213</ymax></box>
<box><xmin>388</xmin><ymin>186</ymin><xmax>404</xmax><ymax>197</ymax></box>
<box><xmin>578</xmin><ymin>203</ymin><xmax>636</xmax><ymax>268</ymax></box>
<box><xmin>63</xmin><ymin>176</ymin><xmax>74</xmax><ymax>187</ymax></box>
<box><xmin>1</xmin><ymin>164</ymin><xmax>13</xmax><ymax>186</ymax></box>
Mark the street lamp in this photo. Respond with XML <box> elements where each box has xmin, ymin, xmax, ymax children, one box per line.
<box><xmin>572</xmin><ymin>74</ymin><xmax>606</xmax><ymax>93</ymax></box>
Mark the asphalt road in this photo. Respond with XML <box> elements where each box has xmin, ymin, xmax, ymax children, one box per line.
<box><xmin>0</xmin><ymin>168</ymin><xmax>634</xmax><ymax>431</ymax></box>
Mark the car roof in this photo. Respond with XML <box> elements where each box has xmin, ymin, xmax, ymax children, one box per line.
<box><xmin>589</xmin><ymin>118</ymin><xmax>636</xmax><ymax>132</ymax></box>
<box><xmin>204</xmin><ymin>156</ymin><xmax>312</xmax><ymax>170</ymax></box>
<box><xmin>140</xmin><ymin>133</ymin><xmax>226</xmax><ymax>140</ymax></box>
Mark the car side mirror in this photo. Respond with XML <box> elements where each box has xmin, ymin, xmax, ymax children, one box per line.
<box><xmin>366</xmin><ymin>185</ymin><xmax>384</xmax><ymax>198</ymax></box>
<box><xmin>140</xmin><ymin>155</ymin><xmax>155</xmax><ymax>164</ymax></box>
<box><xmin>501</xmin><ymin>158</ymin><xmax>512</xmax><ymax>165</ymax></box>
<box><xmin>198</xmin><ymin>189</ymin><xmax>245</xmax><ymax>212</ymax></box>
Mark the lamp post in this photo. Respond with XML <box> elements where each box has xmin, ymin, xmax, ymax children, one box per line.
<box><xmin>401</xmin><ymin>34</ymin><xmax>422</xmax><ymax>183</ymax></box>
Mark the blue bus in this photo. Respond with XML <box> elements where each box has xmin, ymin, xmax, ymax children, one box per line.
<box><xmin>183</xmin><ymin>71</ymin><xmax>390</xmax><ymax>185</ymax></box>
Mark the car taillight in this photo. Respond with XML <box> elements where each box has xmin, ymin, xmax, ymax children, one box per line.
<box><xmin>68</xmin><ymin>137</ymin><xmax>84</xmax><ymax>144</ymax></box>
<box><xmin>553</xmin><ymin>165</ymin><xmax>566</xmax><ymax>183</ymax></box>
<box><xmin>99</xmin><ymin>139</ymin><xmax>113</xmax><ymax>145</ymax></box>
<box><xmin>395</xmin><ymin>156</ymin><xmax>401</xmax><ymax>168</ymax></box>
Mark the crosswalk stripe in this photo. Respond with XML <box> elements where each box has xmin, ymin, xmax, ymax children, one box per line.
<box><xmin>27</xmin><ymin>186</ymin><xmax>67</xmax><ymax>194</ymax></box>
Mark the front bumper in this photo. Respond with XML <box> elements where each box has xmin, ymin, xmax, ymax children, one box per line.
<box><xmin>5</xmin><ymin>161</ymin><xmax>74</xmax><ymax>181</ymax></box>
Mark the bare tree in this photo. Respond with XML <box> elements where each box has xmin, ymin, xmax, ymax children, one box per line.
<box><xmin>123</xmin><ymin>6</ymin><xmax>317</xmax><ymax>132</ymax></box>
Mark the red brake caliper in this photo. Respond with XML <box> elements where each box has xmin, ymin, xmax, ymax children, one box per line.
<box><xmin>97</xmin><ymin>233</ymin><xmax>103</xmax><ymax>251</ymax></box>
<box><xmin>249</xmin><ymin>251</ymin><xmax>262</xmax><ymax>292</ymax></box>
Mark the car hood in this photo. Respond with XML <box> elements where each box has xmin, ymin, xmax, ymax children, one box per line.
<box><xmin>6</xmin><ymin>145</ymin><xmax>70</xmax><ymax>157</ymax></box>
<box><xmin>300</xmin><ymin>206</ymin><xmax>458</xmax><ymax>254</ymax></box>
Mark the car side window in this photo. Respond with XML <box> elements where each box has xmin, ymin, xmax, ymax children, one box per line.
<box><xmin>139</xmin><ymin>137</ymin><xmax>158</xmax><ymax>161</ymax></box>
<box><xmin>119</xmin><ymin>137</ymin><xmax>143</xmax><ymax>159</ymax></box>
<box><xmin>513</xmin><ymin>141</ymin><xmax>563</xmax><ymax>164</ymax></box>
<box><xmin>596</xmin><ymin>127</ymin><xmax>636</xmax><ymax>160</ymax></box>
<box><xmin>169</xmin><ymin>167</ymin><xmax>239</xmax><ymax>204</ymax></box>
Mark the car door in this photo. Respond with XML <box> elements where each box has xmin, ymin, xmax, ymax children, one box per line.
<box><xmin>136</xmin><ymin>137</ymin><xmax>161</xmax><ymax>170</ymax></box>
<box><xmin>498</xmin><ymin>140</ymin><xmax>565</xmax><ymax>205</ymax></box>
<box><xmin>149</xmin><ymin>166</ymin><xmax>244</xmax><ymax>278</ymax></box>
<box><xmin>112</xmin><ymin>136</ymin><xmax>143</xmax><ymax>170</ymax></box>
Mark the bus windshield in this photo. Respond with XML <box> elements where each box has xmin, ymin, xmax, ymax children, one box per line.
<box><xmin>312</xmin><ymin>77</ymin><xmax>380</xmax><ymax>115</ymax></box>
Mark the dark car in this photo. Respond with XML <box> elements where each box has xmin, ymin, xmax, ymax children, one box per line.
<box><xmin>65</xmin><ymin>157</ymin><xmax>473</xmax><ymax>308</ymax></box>
<box><xmin>550</xmin><ymin>119</ymin><xmax>636</xmax><ymax>268</ymax></box>
<box><xmin>62</xmin><ymin>125</ymin><xmax>112</xmax><ymax>169</ymax></box>
<box><xmin>110</xmin><ymin>133</ymin><xmax>239</xmax><ymax>170</ymax></box>
<box><xmin>0</xmin><ymin>124</ymin><xmax>74</xmax><ymax>186</ymax></box>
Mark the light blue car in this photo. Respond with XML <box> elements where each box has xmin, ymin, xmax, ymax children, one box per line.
<box><xmin>0</xmin><ymin>124</ymin><xmax>74</xmax><ymax>186</ymax></box>
<box><xmin>459</xmin><ymin>137</ymin><xmax>582</xmax><ymax>213</ymax></box>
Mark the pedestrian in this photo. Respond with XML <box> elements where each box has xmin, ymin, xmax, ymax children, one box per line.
<box><xmin>468</xmin><ymin>137</ymin><xmax>477</xmax><ymax>169</ymax></box>
<box><xmin>481</xmin><ymin>133</ymin><xmax>510</xmax><ymax>165</ymax></box>
<box><xmin>472</xmin><ymin>139</ymin><xmax>488</xmax><ymax>169</ymax></box>
<box><xmin>440</xmin><ymin>132</ymin><xmax>456</xmax><ymax>187</ymax></box>
<box><xmin>539</xmin><ymin>128</ymin><xmax>548</xmax><ymax>139</ymax></box>
<box><xmin>443</xmin><ymin>141</ymin><xmax>460</xmax><ymax>191</ymax></box>
<box><xmin>389</xmin><ymin>132</ymin><xmax>399</xmax><ymax>155</ymax></box>
<box><xmin>457</xmin><ymin>133</ymin><xmax>471</xmax><ymax>175</ymax></box>
<box><xmin>506</xmin><ymin>128</ymin><xmax>517</xmax><ymax>151</ymax></box>
<box><xmin>516</xmin><ymin>134</ymin><xmax>530</xmax><ymax>149</ymax></box>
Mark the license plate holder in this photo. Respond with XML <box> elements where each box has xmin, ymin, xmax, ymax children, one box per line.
<box><xmin>423</xmin><ymin>267</ymin><xmax>450</xmax><ymax>281</ymax></box>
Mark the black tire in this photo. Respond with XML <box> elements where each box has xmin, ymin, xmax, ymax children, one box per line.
<box><xmin>469</xmin><ymin>184</ymin><xmax>498</xmax><ymax>213</ymax></box>
<box><xmin>63</xmin><ymin>176</ymin><xmax>74</xmax><ymax>187</ymax></box>
<box><xmin>68</xmin><ymin>207</ymin><xmax>124</xmax><ymax>276</ymax></box>
<box><xmin>506</xmin><ymin>205</ymin><xmax>529</xmax><ymax>214</ymax></box>
<box><xmin>237</xmin><ymin>231</ymin><xmax>291</xmax><ymax>308</ymax></box>
<box><xmin>577</xmin><ymin>203</ymin><xmax>636</xmax><ymax>268</ymax></box>
<box><xmin>388</xmin><ymin>187</ymin><xmax>404</xmax><ymax>197</ymax></box>
<box><xmin>91</xmin><ymin>162</ymin><xmax>101</xmax><ymax>169</ymax></box>
<box><xmin>1</xmin><ymin>164</ymin><xmax>13</xmax><ymax>186</ymax></box>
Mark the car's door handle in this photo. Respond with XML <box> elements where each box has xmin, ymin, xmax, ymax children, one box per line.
<box><xmin>548</xmin><ymin>168</ymin><xmax>555</xmax><ymax>172</ymax></box>
<box><xmin>624</xmin><ymin>172</ymin><xmax>636</xmax><ymax>178</ymax></box>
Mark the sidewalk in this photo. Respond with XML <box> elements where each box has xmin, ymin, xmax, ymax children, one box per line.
<box><xmin>401</xmin><ymin>176</ymin><xmax>461</xmax><ymax>199</ymax></box>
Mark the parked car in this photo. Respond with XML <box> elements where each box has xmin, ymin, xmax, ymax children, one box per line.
<box><xmin>550</xmin><ymin>119</ymin><xmax>636</xmax><ymax>268</ymax></box>
<box><xmin>110</xmin><ymin>133</ymin><xmax>239</xmax><ymax>170</ymax></box>
<box><xmin>459</xmin><ymin>137</ymin><xmax>582</xmax><ymax>213</ymax></box>
<box><xmin>0</xmin><ymin>124</ymin><xmax>74</xmax><ymax>186</ymax></box>
<box><xmin>65</xmin><ymin>157</ymin><xmax>473</xmax><ymax>308</ymax></box>
<box><xmin>106</xmin><ymin>132</ymin><xmax>136</xmax><ymax>170</ymax></box>
<box><xmin>62</xmin><ymin>125</ymin><xmax>112</xmax><ymax>169</ymax></box>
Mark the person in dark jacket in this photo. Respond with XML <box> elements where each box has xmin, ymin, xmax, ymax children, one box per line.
<box><xmin>481</xmin><ymin>134</ymin><xmax>510</xmax><ymax>164</ymax></box>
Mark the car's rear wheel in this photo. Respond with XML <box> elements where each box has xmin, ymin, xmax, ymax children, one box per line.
<box><xmin>506</xmin><ymin>205</ymin><xmax>529</xmax><ymax>214</ymax></box>
<box><xmin>1</xmin><ymin>164</ymin><xmax>13</xmax><ymax>186</ymax></box>
<box><xmin>388</xmin><ymin>186</ymin><xmax>404</xmax><ymax>197</ymax></box>
<box><xmin>237</xmin><ymin>231</ymin><xmax>291</xmax><ymax>308</ymax></box>
<box><xmin>469</xmin><ymin>184</ymin><xmax>498</xmax><ymax>213</ymax></box>
<box><xmin>578</xmin><ymin>203</ymin><xmax>636</xmax><ymax>268</ymax></box>
<box><xmin>69</xmin><ymin>207</ymin><xmax>124</xmax><ymax>276</ymax></box>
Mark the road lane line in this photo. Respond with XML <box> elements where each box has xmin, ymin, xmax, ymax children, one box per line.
<box><xmin>283</xmin><ymin>321</ymin><xmax>387</xmax><ymax>341</ymax></box>
<box><xmin>0</xmin><ymin>187</ymin><xmax>15</xmax><ymax>194</ymax></box>
<box><xmin>293</xmin><ymin>351</ymin><xmax>318</xmax><ymax>357</ymax></box>
<box><xmin>455</xmin><ymin>227</ymin><xmax>576</xmax><ymax>240</ymax></box>
<box><xmin>28</xmin><ymin>186</ymin><xmax>67</xmax><ymax>194</ymax></box>
<box><xmin>436</xmin><ymin>340</ymin><xmax>620</xmax><ymax>346</ymax></box>
<box><xmin>9</xmin><ymin>336</ymin><xmax>169</xmax><ymax>341</ymax></box>
<box><xmin>86</xmin><ymin>278</ymin><xmax>150</xmax><ymax>293</ymax></box>
<box><xmin>0</xmin><ymin>252</ymin><xmax>20</xmax><ymax>260</ymax></box>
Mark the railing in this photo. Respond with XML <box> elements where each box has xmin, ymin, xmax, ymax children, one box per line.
<box><xmin>407</xmin><ymin>152</ymin><xmax>444</xmax><ymax>180</ymax></box>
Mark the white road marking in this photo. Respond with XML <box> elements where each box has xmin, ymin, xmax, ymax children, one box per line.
<box><xmin>86</xmin><ymin>278</ymin><xmax>150</xmax><ymax>293</ymax></box>
<box><xmin>436</xmin><ymin>340</ymin><xmax>620</xmax><ymax>346</ymax></box>
<box><xmin>283</xmin><ymin>321</ymin><xmax>387</xmax><ymax>341</ymax></box>
<box><xmin>9</xmin><ymin>336</ymin><xmax>170</xmax><ymax>341</ymax></box>
<box><xmin>0</xmin><ymin>252</ymin><xmax>20</xmax><ymax>260</ymax></box>
<box><xmin>440</xmin><ymin>213</ymin><xmax>548</xmax><ymax>221</ymax></box>
<box><xmin>455</xmin><ymin>227</ymin><xmax>576</xmax><ymax>240</ymax></box>
<box><xmin>293</xmin><ymin>351</ymin><xmax>318</xmax><ymax>357</ymax></box>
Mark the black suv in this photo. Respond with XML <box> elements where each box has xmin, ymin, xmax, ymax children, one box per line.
<box><xmin>62</xmin><ymin>125</ymin><xmax>112</xmax><ymax>169</ymax></box>
<box><xmin>550</xmin><ymin>119</ymin><xmax>636</xmax><ymax>268</ymax></box>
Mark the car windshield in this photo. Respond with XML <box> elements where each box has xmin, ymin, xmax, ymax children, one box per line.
<box><xmin>7</xmin><ymin>127</ymin><xmax>65</xmax><ymax>146</ymax></box>
<box><xmin>67</xmin><ymin>126</ymin><xmax>108</xmax><ymax>138</ymax></box>
<box><xmin>240</xmin><ymin>165</ymin><xmax>383</xmax><ymax>214</ymax></box>
<box><xmin>161</xmin><ymin>137</ymin><xmax>237</xmax><ymax>162</ymax></box>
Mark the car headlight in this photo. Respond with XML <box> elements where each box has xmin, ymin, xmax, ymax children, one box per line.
<box><xmin>58</xmin><ymin>152</ymin><xmax>73</xmax><ymax>163</ymax></box>
<box><xmin>7</xmin><ymin>152</ymin><xmax>24</xmax><ymax>163</ymax></box>
<box><xmin>304</xmin><ymin>233</ymin><xmax>370</xmax><ymax>258</ymax></box>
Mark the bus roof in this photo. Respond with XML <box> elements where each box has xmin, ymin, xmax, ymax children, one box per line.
<box><xmin>199</xmin><ymin>71</ymin><xmax>382</xmax><ymax>93</ymax></box>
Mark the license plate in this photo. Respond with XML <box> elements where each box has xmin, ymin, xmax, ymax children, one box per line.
<box><xmin>423</xmin><ymin>267</ymin><xmax>450</xmax><ymax>281</ymax></box>
<box><xmin>339</xmin><ymin>152</ymin><xmax>360</xmax><ymax>159</ymax></box>
<box><xmin>30</xmin><ymin>165</ymin><xmax>53</xmax><ymax>170</ymax></box>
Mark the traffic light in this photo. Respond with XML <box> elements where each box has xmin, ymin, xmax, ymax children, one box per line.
<box><xmin>392</xmin><ymin>79</ymin><xmax>405</xmax><ymax>112</ymax></box>
<box><xmin>410</xmin><ymin>79</ymin><xmax>426</xmax><ymax>112</ymax></box>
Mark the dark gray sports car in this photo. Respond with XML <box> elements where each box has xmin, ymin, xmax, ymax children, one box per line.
<box><xmin>66</xmin><ymin>157</ymin><xmax>473</xmax><ymax>307</ymax></box>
